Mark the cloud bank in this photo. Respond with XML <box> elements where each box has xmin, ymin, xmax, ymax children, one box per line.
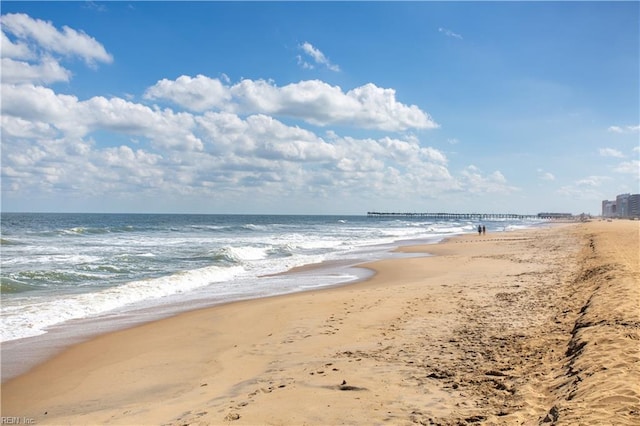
<box><xmin>144</xmin><ymin>75</ymin><xmax>437</xmax><ymax>132</ymax></box>
<box><xmin>1</xmin><ymin>13</ymin><xmax>520</xmax><ymax>213</ymax></box>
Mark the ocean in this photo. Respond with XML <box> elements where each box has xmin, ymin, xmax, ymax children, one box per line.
<box><xmin>1</xmin><ymin>213</ymin><xmax>543</xmax><ymax>376</ymax></box>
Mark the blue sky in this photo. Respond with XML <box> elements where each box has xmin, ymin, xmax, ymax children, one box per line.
<box><xmin>1</xmin><ymin>2</ymin><xmax>638</xmax><ymax>215</ymax></box>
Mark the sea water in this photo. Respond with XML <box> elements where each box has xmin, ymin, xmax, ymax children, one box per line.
<box><xmin>1</xmin><ymin>213</ymin><xmax>542</xmax><ymax>365</ymax></box>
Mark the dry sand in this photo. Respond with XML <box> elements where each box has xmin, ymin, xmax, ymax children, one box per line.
<box><xmin>1</xmin><ymin>220</ymin><xmax>638</xmax><ymax>425</ymax></box>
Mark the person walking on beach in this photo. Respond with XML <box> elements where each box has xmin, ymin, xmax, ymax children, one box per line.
<box><xmin>482</xmin><ymin>225</ymin><xmax>486</xmax><ymax>235</ymax></box>
<box><xmin>478</xmin><ymin>225</ymin><xmax>482</xmax><ymax>235</ymax></box>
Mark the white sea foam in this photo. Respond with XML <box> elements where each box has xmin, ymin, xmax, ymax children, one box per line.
<box><xmin>1</xmin><ymin>264</ymin><xmax>246</xmax><ymax>341</ymax></box>
<box><xmin>224</xmin><ymin>246</ymin><xmax>269</xmax><ymax>261</ymax></box>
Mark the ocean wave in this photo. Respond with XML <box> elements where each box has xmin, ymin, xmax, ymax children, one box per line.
<box><xmin>0</xmin><ymin>277</ymin><xmax>42</xmax><ymax>294</ymax></box>
<box><xmin>2</xmin><ymin>254</ymin><xmax>103</xmax><ymax>266</ymax></box>
<box><xmin>10</xmin><ymin>269</ymin><xmax>107</xmax><ymax>285</ymax></box>
<box><xmin>1</xmin><ymin>264</ymin><xmax>246</xmax><ymax>341</ymax></box>
<box><xmin>242</xmin><ymin>223</ymin><xmax>268</xmax><ymax>231</ymax></box>
<box><xmin>59</xmin><ymin>225</ymin><xmax>137</xmax><ymax>236</ymax></box>
<box><xmin>218</xmin><ymin>246</ymin><xmax>270</xmax><ymax>262</ymax></box>
<box><xmin>135</xmin><ymin>252</ymin><xmax>156</xmax><ymax>258</ymax></box>
<box><xmin>77</xmin><ymin>264</ymin><xmax>130</xmax><ymax>274</ymax></box>
<box><xmin>0</xmin><ymin>238</ymin><xmax>24</xmax><ymax>246</ymax></box>
<box><xmin>266</xmin><ymin>244</ymin><xmax>295</xmax><ymax>258</ymax></box>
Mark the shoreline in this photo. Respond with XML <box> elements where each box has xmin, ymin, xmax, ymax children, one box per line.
<box><xmin>0</xmin><ymin>257</ymin><xmax>374</xmax><ymax>383</ymax></box>
<box><xmin>0</xmin><ymin>236</ymin><xmax>430</xmax><ymax>383</ymax></box>
<box><xmin>2</xmin><ymin>221</ymin><xmax>638</xmax><ymax>425</ymax></box>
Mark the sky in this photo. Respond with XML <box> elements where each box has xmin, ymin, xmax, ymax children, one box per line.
<box><xmin>1</xmin><ymin>1</ymin><xmax>638</xmax><ymax>215</ymax></box>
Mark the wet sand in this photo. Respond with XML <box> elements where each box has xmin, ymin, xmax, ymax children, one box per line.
<box><xmin>1</xmin><ymin>220</ymin><xmax>638</xmax><ymax>425</ymax></box>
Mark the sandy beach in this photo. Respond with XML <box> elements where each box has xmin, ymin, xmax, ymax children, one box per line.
<box><xmin>2</xmin><ymin>220</ymin><xmax>638</xmax><ymax>425</ymax></box>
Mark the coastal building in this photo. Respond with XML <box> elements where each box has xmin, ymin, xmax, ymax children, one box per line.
<box><xmin>616</xmin><ymin>193</ymin><xmax>631</xmax><ymax>217</ymax></box>
<box><xmin>602</xmin><ymin>200</ymin><xmax>616</xmax><ymax>217</ymax></box>
<box><xmin>630</xmin><ymin>194</ymin><xmax>640</xmax><ymax>217</ymax></box>
<box><xmin>602</xmin><ymin>193</ymin><xmax>640</xmax><ymax>218</ymax></box>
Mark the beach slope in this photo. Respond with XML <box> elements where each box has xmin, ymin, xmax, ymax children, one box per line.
<box><xmin>2</xmin><ymin>221</ymin><xmax>638</xmax><ymax>425</ymax></box>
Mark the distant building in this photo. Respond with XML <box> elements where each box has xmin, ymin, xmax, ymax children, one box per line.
<box><xmin>616</xmin><ymin>193</ymin><xmax>631</xmax><ymax>217</ymax></box>
<box><xmin>602</xmin><ymin>200</ymin><xmax>616</xmax><ymax>217</ymax></box>
<box><xmin>602</xmin><ymin>193</ymin><xmax>640</xmax><ymax>218</ymax></box>
<box><xmin>537</xmin><ymin>212</ymin><xmax>573</xmax><ymax>219</ymax></box>
<box><xmin>630</xmin><ymin>194</ymin><xmax>640</xmax><ymax>218</ymax></box>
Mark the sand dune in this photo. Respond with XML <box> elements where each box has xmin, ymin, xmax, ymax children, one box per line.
<box><xmin>1</xmin><ymin>220</ymin><xmax>638</xmax><ymax>425</ymax></box>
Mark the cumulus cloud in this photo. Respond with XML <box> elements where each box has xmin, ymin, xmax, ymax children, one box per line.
<box><xmin>599</xmin><ymin>148</ymin><xmax>624</xmax><ymax>158</ymax></box>
<box><xmin>145</xmin><ymin>76</ymin><xmax>438</xmax><ymax>132</ymax></box>
<box><xmin>0</xmin><ymin>13</ymin><xmax>112</xmax><ymax>65</ymax></box>
<box><xmin>0</xmin><ymin>13</ymin><xmax>460</xmax><ymax>211</ymax></box>
<box><xmin>438</xmin><ymin>27</ymin><xmax>463</xmax><ymax>40</ymax></box>
<box><xmin>2</xmin><ymin>79</ymin><xmax>455</xmax><ymax>203</ymax></box>
<box><xmin>144</xmin><ymin>75</ymin><xmax>231</xmax><ymax>112</ymax></box>
<box><xmin>2</xmin><ymin>83</ymin><xmax>203</xmax><ymax>150</ymax></box>
<box><xmin>574</xmin><ymin>176</ymin><xmax>611</xmax><ymax>187</ymax></box>
<box><xmin>613</xmin><ymin>160</ymin><xmax>640</xmax><ymax>175</ymax></box>
<box><xmin>298</xmin><ymin>42</ymin><xmax>340</xmax><ymax>72</ymax></box>
<box><xmin>459</xmin><ymin>165</ymin><xmax>518</xmax><ymax>194</ymax></box>
<box><xmin>2</xmin><ymin>103</ymin><xmax>457</xmax><ymax>205</ymax></box>
<box><xmin>537</xmin><ymin>168</ymin><xmax>555</xmax><ymax>181</ymax></box>
<box><xmin>1</xmin><ymin>56</ymin><xmax>71</xmax><ymax>84</ymax></box>
<box><xmin>1</xmin><ymin>13</ymin><xmax>112</xmax><ymax>85</ymax></box>
<box><xmin>1</xmin><ymin>30</ymin><xmax>33</xmax><ymax>59</ymax></box>
<box><xmin>557</xmin><ymin>175</ymin><xmax>612</xmax><ymax>200</ymax></box>
<box><xmin>196</xmin><ymin>111</ymin><xmax>337</xmax><ymax>161</ymax></box>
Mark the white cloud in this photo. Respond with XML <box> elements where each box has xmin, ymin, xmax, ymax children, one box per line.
<box><xmin>0</xmin><ymin>13</ymin><xmax>498</xmax><ymax>212</ymax></box>
<box><xmin>599</xmin><ymin>148</ymin><xmax>624</xmax><ymax>158</ymax></box>
<box><xmin>196</xmin><ymin>112</ymin><xmax>337</xmax><ymax>162</ymax></box>
<box><xmin>83</xmin><ymin>1</ymin><xmax>108</xmax><ymax>13</ymax></box>
<box><xmin>557</xmin><ymin>175</ymin><xmax>612</xmax><ymax>200</ymax></box>
<box><xmin>459</xmin><ymin>165</ymin><xmax>518</xmax><ymax>194</ymax></box>
<box><xmin>145</xmin><ymin>76</ymin><xmax>438</xmax><ymax>132</ymax></box>
<box><xmin>299</xmin><ymin>42</ymin><xmax>340</xmax><ymax>72</ymax></box>
<box><xmin>608</xmin><ymin>125</ymin><xmax>640</xmax><ymax>134</ymax></box>
<box><xmin>0</xmin><ymin>30</ymin><xmax>33</xmax><ymax>59</ymax></box>
<box><xmin>537</xmin><ymin>168</ymin><xmax>555</xmax><ymax>181</ymax></box>
<box><xmin>438</xmin><ymin>27</ymin><xmax>463</xmax><ymax>40</ymax></box>
<box><xmin>1</xmin><ymin>115</ymin><xmax>57</xmax><ymax>139</ymax></box>
<box><xmin>84</xmin><ymin>96</ymin><xmax>204</xmax><ymax>151</ymax></box>
<box><xmin>613</xmin><ymin>160</ymin><xmax>640</xmax><ymax>175</ymax></box>
<box><xmin>144</xmin><ymin>75</ymin><xmax>231</xmax><ymax>112</ymax></box>
<box><xmin>0</xmin><ymin>13</ymin><xmax>112</xmax><ymax>66</ymax></box>
<box><xmin>1</xmin><ymin>83</ymin><xmax>78</xmax><ymax>123</ymax></box>
<box><xmin>1</xmin><ymin>13</ymin><xmax>112</xmax><ymax>86</ymax></box>
<box><xmin>1</xmin><ymin>56</ymin><xmax>71</xmax><ymax>84</ymax></box>
<box><xmin>2</xmin><ymin>80</ymin><xmax>457</xmax><ymax>206</ymax></box>
<box><xmin>574</xmin><ymin>176</ymin><xmax>611</xmax><ymax>187</ymax></box>
<box><xmin>297</xmin><ymin>55</ymin><xmax>314</xmax><ymax>70</ymax></box>
<box><xmin>2</xmin><ymin>83</ymin><xmax>203</xmax><ymax>150</ymax></box>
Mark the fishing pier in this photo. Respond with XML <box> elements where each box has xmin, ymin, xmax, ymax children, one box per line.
<box><xmin>366</xmin><ymin>212</ymin><xmax>568</xmax><ymax>220</ymax></box>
